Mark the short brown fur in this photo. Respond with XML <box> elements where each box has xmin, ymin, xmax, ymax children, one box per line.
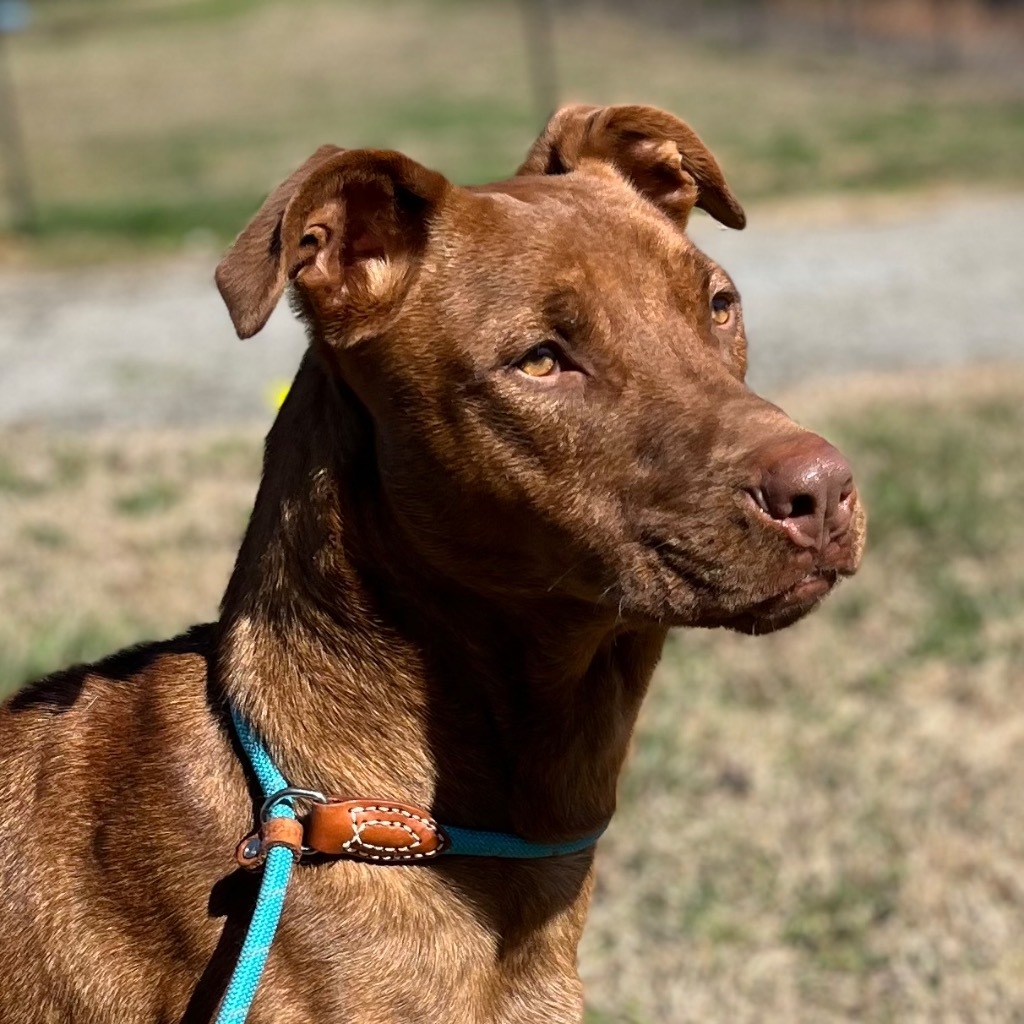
<box><xmin>0</xmin><ymin>105</ymin><xmax>865</xmax><ymax>1024</ymax></box>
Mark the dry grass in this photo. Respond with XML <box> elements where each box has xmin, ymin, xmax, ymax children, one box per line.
<box><xmin>0</xmin><ymin>431</ymin><xmax>258</xmax><ymax>681</ymax></box>
<box><xmin>3</xmin><ymin>0</ymin><xmax>1023</xmax><ymax>262</ymax></box>
<box><xmin>2</xmin><ymin>365</ymin><xmax>1023</xmax><ymax>1021</ymax></box>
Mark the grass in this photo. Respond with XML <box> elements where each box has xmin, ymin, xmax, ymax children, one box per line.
<box><xmin>2</xmin><ymin>0</ymin><xmax>1022</xmax><ymax>263</ymax></box>
<box><xmin>1</xmin><ymin>366</ymin><xmax>1023</xmax><ymax>1021</ymax></box>
<box><xmin>0</xmin><ymin>429</ymin><xmax>259</xmax><ymax>687</ymax></box>
<box><xmin>114</xmin><ymin>479</ymin><xmax>183</xmax><ymax>516</ymax></box>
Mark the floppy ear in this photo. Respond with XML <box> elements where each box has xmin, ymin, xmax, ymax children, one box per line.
<box><xmin>517</xmin><ymin>104</ymin><xmax>745</xmax><ymax>231</ymax></box>
<box><xmin>216</xmin><ymin>148</ymin><xmax>450</xmax><ymax>339</ymax></box>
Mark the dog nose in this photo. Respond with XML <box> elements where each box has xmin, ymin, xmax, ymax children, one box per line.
<box><xmin>750</xmin><ymin>436</ymin><xmax>855</xmax><ymax>550</ymax></box>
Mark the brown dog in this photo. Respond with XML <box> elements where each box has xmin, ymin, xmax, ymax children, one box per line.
<box><xmin>0</xmin><ymin>104</ymin><xmax>864</xmax><ymax>1023</ymax></box>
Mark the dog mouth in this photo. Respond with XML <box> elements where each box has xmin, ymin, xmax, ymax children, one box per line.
<box><xmin>624</xmin><ymin>523</ymin><xmax>861</xmax><ymax>632</ymax></box>
<box><xmin>717</xmin><ymin>567</ymin><xmax>842</xmax><ymax>634</ymax></box>
<box><xmin>643</xmin><ymin>534</ymin><xmax>848</xmax><ymax>632</ymax></box>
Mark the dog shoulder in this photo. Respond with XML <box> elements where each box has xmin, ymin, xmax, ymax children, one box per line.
<box><xmin>0</xmin><ymin>622</ymin><xmax>218</xmax><ymax>745</ymax></box>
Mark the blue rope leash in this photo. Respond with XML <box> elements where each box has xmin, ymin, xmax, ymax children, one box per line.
<box><xmin>215</xmin><ymin>708</ymin><xmax>296</xmax><ymax>1024</ymax></box>
<box><xmin>219</xmin><ymin>705</ymin><xmax>604</xmax><ymax>1023</ymax></box>
<box><xmin>214</xmin><ymin>846</ymin><xmax>293</xmax><ymax>1024</ymax></box>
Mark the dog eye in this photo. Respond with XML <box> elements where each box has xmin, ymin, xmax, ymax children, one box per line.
<box><xmin>516</xmin><ymin>344</ymin><xmax>561</xmax><ymax>378</ymax></box>
<box><xmin>711</xmin><ymin>292</ymin><xmax>734</xmax><ymax>327</ymax></box>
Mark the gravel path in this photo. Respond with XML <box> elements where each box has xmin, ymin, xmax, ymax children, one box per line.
<box><xmin>1</xmin><ymin>194</ymin><xmax>1022</xmax><ymax>429</ymax></box>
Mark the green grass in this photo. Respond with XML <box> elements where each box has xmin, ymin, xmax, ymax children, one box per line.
<box><xmin>0</xmin><ymin>617</ymin><xmax>154</xmax><ymax>690</ymax></box>
<box><xmin>30</xmin><ymin>195</ymin><xmax>268</xmax><ymax>246</ymax></box>
<box><xmin>20</xmin><ymin>522</ymin><xmax>71</xmax><ymax>549</ymax></box>
<box><xmin>0</xmin><ymin>457</ymin><xmax>47</xmax><ymax>496</ymax></box>
<box><xmin>3</xmin><ymin>0</ymin><xmax>1022</xmax><ymax>261</ymax></box>
<box><xmin>114</xmin><ymin>479</ymin><xmax>183</xmax><ymax>516</ymax></box>
<box><xmin>827</xmin><ymin>395</ymin><xmax>1023</xmax><ymax>669</ymax></box>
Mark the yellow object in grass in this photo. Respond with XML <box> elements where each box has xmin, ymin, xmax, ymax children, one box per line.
<box><xmin>267</xmin><ymin>380</ymin><xmax>291</xmax><ymax>412</ymax></box>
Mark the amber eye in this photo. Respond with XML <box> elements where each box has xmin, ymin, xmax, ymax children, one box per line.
<box><xmin>516</xmin><ymin>345</ymin><xmax>560</xmax><ymax>378</ymax></box>
<box><xmin>711</xmin><ymin>293</ymin><xmax>734</xmax><ymax>327</ymax></box>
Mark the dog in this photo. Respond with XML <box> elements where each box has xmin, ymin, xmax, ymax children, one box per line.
<box><xmin>0</xmin><ymin>103</ymin><xmax>865</xmax><ymax>1023</ymax></box>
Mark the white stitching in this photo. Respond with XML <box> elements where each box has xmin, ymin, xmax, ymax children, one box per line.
<box><xmin>340</xmin><ymin>804</ymin><xmax>445</xmax><ymax>861</ymax></box>
<box><xmin>350</xmin><ymin>804</ymin><xmax>436</xmax><ymax>825</ymax></box>
<box><xmin>352</xmin><ymin>849</ymin><xmax>442</xmax><ymax>862</ymax></box>
<box><xmin>344</xmin><ymin>818</ymin><xmax>421</xmax><ymax>852</ymax></box>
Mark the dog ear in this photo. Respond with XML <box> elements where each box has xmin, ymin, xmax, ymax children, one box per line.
<box><xmin>517</xmin><ymin>104</ymin><xmax>745</xmax><ymax>231</ymax></box>
<box><xmin>216</xmin><ymin>148</ymin><xmax>450</xmax><ymax>339</ymax></box>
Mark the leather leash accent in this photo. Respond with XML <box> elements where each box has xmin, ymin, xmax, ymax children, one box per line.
<box><xmin>308</xmin><ymin>799</ymin><xmax>449</xmax><ymax>860</ymax></box>
<box><xmin>236</xmin><ymin>798</ymin><xmax>449</xmax><ymax>869</ymax></box>
<box><xmin>235</xmin><ymin>817</ymin><xmax>304</xmax><ymax>869</ymax></box>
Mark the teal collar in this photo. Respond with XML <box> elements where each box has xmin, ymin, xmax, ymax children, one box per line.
<box><xmin>217</xmin><ymin>704</ymin><xmax>604</xmax><ymax>1024</ymax></box>
<box><xmin>230</xmin><ymin>703</ymin><xmax>605</xmax><ymax>861</ymax></box>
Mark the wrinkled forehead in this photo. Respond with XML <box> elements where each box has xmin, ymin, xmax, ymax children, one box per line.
<box><xmin>431</xmin><ymin>172</ymin><xmax>716</xmax><ymax>305</ymax></box>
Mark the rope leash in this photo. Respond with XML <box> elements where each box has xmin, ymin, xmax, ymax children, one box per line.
<box><xmin>214</xmin><ymin>845</ymin><xmax>293</xmax><ymax>1024</ymax></box>
<box><xmin>215</xmin><ymin>709</ymin><xmax>297</xmax><ymax>1024</ymax></box>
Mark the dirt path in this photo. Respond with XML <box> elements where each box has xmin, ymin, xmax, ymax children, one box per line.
<box><xmin>1</xmin><ymin>193</ymin><xmax>1022</xmax><ymax>428</ymax></box>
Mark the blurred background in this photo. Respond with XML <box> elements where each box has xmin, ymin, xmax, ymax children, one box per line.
<box><xmin>1</xmin><ymin>1</ymin><xmax>1023</xmax><ymax>1020</ymax></box>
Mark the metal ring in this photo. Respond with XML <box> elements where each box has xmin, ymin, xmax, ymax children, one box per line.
<box><xmin>260</xmin><ymin>786</ymin><xmax>327</xmax><ymax>824</ymax></box>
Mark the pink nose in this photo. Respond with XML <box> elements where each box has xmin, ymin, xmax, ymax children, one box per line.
<box><xmin>748</xmin><ymin>436</ymin><xmax>855</xmax><ymax>550</ymax></box>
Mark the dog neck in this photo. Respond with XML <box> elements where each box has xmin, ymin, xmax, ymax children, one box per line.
<box><xmin>218</xmin><ymin>351</ymin><xmax>666</xmax><ymax>843</ymax></box>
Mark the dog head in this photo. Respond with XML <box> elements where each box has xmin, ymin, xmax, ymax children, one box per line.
<box><xmin>216</xmin><ymin>104</ymin><xmax>865</xmax><ymax>634</ymax></box>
